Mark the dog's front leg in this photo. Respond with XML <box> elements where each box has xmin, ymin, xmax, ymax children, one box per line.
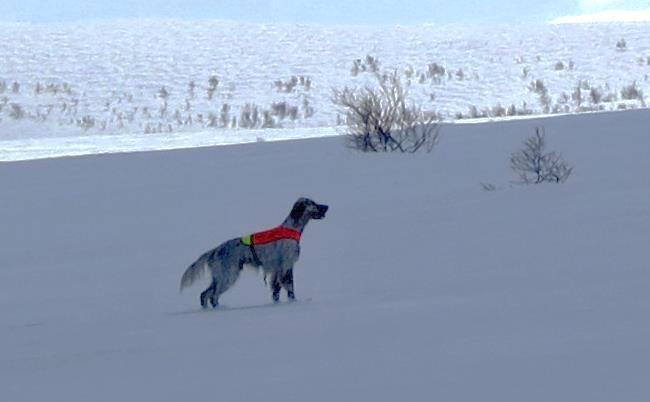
<box><xmin>281</xmin><ymin>268</ymin><xmax>295</xmax><ymax>300</ymax></box>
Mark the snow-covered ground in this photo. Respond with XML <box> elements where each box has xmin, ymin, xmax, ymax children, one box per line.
<box><xmin>1</xmin><ymin>19</ymin><xmax>649</xmax><ymax>145</ymax></box>
<box><xmin>1</xmin><ymin>109</ymin><xmax>649</xmax><ymax>401</ymax></box>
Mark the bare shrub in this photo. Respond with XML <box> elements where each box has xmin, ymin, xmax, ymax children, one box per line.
<box><xmin>9</xmin><ymin>103</ymin><xmax>25</xmax><ymax>119</ymax></box>
<box><xmin>207</xmin><ymin>112</ymin><xmax>218</xmax><ymax>128</ymax></box>
<box><xmin>590</xmin><ymin>87</ymin><xmax>603</xmax><ymax>104</ymax></box>
<box><xmin>275</xmin><ymin>76</ymin><xmax>311</xmax><ymax>93</ymax></box>
<box><xmin>262</xmin><ymin>110</ymin><xmax>277</xmax><ymax>128</ymax></box>
<box><xmin>529</xmin><ymin>79</ymin><xmax>547</xmax><ymax>95</ymax></box>
<box><xmin>616</xmin><ymin>38</ymin><xmax>627</xmax><ymax>51</ymax></box>
<box><xmin>207</xmin><ymin>76</ymin><xmax>219</xmax><ymax>100</ymax></box>
<box><xmin>621</xmin><ymin>82</ymin><xmax>643</xmax><ymax>101</ymax></box>
<box><xmin>491</xmin><ymin>104</ymin><xmax>507</xmax><ymax>117</ymax></box>
<box><xmin>220</xmin><ymin>103</ymin><xmax>230</xmax><ymax>127</ymax></box>
<box><xmin>480</xmin><ymin>182</ymin><xmax>497</xmax><ymax>192</ymax></box>
<box><xmin>510</xmin><ymin>127</ymin><xmax>573</xmax><ymax>184</ymax></box>
<box><xmin>239</xmin><ymin>103</ymin><xmax>260</xmax><ymax>129</ymax></box>
<box><xmin>78</xmin><ymin>115</ymin><xmax>95</xmax><ymax>130</ymax></box>
<box><xmin>332</xmin><ymin>71</ymin><xmax>440</xmax><ymax>153</ymax></box>
<box><xmin>427</xmin><ymin>62</ymin><xmax>446</xmax><ymax>78</ymax></box>
<box><xmin>188</xmin><ymin>81</ymin><xmax>196</xmax><ymax>99</ymax></box>
<box><xmin>554</xmin><ymin>61</ymin><xmax>565</xmax><ymax>71</ymax></box>
<box><xmin>302</xmin><ymin>99</ymin><xmax>315</xmax><ymax>119</ymax></box>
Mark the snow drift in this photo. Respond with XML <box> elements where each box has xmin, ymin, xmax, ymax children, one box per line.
<box><xmin>1</xmin><ymin>109</ymin><xmax>649</xmax><ymax>401</ymax></box>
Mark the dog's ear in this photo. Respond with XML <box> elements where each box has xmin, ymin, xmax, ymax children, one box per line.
<box><xmin>290</xmin><ymin>199</ymin><xmax>306</xmax><ymax>221</ymax></box>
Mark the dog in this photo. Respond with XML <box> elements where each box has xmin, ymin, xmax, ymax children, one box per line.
<box><xmin>180</xmin><ymin>197</ymin><xmax>328</xmax><ymax>308</ymax></box>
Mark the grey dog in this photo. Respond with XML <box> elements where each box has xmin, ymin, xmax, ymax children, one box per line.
<box><xmin>180</xmin><ymin>197</ymin><xmax>328</xmax><ymax>307</ymax></box>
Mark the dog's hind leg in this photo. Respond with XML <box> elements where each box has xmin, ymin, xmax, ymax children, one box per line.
<box><xmin>280</xmin><ymin>269</ymin><xmax>295</xmax><ymax>300</ymax></box>
<box><xmin>270</xmin><ymin>273</ymin><xmax>282</xmax><ymax>303</ymax></box>
<box><xmin>200</xmin><ymin>280</ymin><xmax>219</xmax><ymax>308</ymax></box>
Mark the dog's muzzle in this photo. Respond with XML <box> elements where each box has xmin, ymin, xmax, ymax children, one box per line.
<box><xmin>313</xmin><ymin>204</ymin><xmax>328</xmax><ymax>219</ymax></box>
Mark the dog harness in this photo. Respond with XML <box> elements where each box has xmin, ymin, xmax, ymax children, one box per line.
<box><xmin>241</xmin><ymin>226</ymin><xmax>301</xmax><ymax>266</ymax></box>
<box><xmin>241</xmin><ymin>226</ymin><xmax>301</xmax><ymax>246</ymax></box>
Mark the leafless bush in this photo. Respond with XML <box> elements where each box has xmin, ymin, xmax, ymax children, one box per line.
<box><xmin>274</xmin><ymin>76</ymin><xmax>312</xmax><ymax>93</ymax></box>
<box><xmin>621</xmin><ymin>82</ymin><xmax>643</xmax><ymax>101</ymax></box>
<box><xmin>207</xmin><ymin>112</ymin><xmax>218</xmax><ymax>128</ymax></box>
<box><xmin>351</xmin><ymin>55</ymin><xmax>381</xmax><ymax>77</ymax></box>
<box><xmin>239</xmin><ymin>103</ymin><xmax>260</xmax><ymax>129</ymax></box>
<box><xmin>207</xmin><ymin>76</ymin><xmax>219</xmax><ymax>100</ymax></box>
<box><xmin>510</xmin><ymin>127</ymin><xmax>573</xmax><ymax>184</ymax></box>
<box><xmin>11</xmin><ymin>82</ymin><xmax>20</xmax><ymax>94</ymax></box>
<box><xmin>78</xmin><ymin>115</ymin><xmax>95</xmax><ymax>130</ymax></box>
<box><xmin>590</xmin><ymin>87</ymin><xmax>603</xmax><ymax>104</ymax></box>
<box><xmin>262</xmin><ymin>110</ymin><xmax>278</xmax><ymax>128</ymax></box>
<box><xmin>554</xmin><ymin>61</ymin><xmax>565</xmax><ymax>71</ymax></box>
<box><xmin>480</xmin><ymin>182</ymin><xmax>497</xmax><ymax>192</ymax></box>
<box><xmin>9</xmin><ymin>103</ymin><xmax>25</xmax><ymax>119</ymax></box>
<box><xmin>616</xmin><ymin>38</ymin><xmax>627</xmax><ymax>51</ymax></box>
<box><xmin>302</xmin><ymin>99</ymin><xmax>315</xmax><ymax>119</ymax></box>
<box><xmin>332</xmin><ymin>71</ymin><xmax>440</xmax><ymax>153</ymax></box>
<box><xmin>188</xmin><ymin>81</ymin><xmax>196</xmax><ymax>99</ymax></box>
<box><xmin>220</xmin><ymin>103</ymin><xmax>230</xmax><ymax>127</ymax></box>
<box><xmin>427</xmin><ymin>62</ymin><xmax>446</xmax><ymax>78</ymax></box>
<box><xmin>529</xmin><ymin>79</ymin><xmax>548</xmax><ymax>95</ymax></box>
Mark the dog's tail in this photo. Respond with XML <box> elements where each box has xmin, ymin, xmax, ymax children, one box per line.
<box><xmin>179</xmin><ymin>252</ymin><xmax>210</xmax><ymax>292</ymax></box>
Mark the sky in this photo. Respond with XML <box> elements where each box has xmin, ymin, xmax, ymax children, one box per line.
<box><xmin>0</xmin><ymin>0</ymin><xmax>648</xmax><ymax>24</ymax></box>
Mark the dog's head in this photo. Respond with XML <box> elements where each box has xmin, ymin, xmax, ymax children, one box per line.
<box><xmin>290</xmin><ymin>197</ymin><xmax>329</xmax><ymax>221</ymax></box>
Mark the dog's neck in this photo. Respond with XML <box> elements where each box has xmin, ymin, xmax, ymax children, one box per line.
<box><xmin>282</xmin><ymin>215</ymin><xmax>310</xmax><ymax>233</ymax></box>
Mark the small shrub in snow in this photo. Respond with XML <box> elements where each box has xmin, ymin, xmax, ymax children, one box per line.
<box><xmin>262</xmin><ymin>110</ymin><xmax>278</xmax><ymax>128</ymax></box>
<box><xmin>11</xmin><ymin>82</ymin><xmax>20</xmax><ymax>94</ymax></box>
<box><xmin>480</xmin><ymin>182</ymin><xmax>497</xmax><ymax>192</ymax></box>
<box><xmin>332</xmin><ymin>71</ymin><xmax>439</xmax><ymax>153</ymax></box>
<box><xmin>302</xmin><ymin>99</ymin><xmax>315</xmax><ymax>119</ymax></box>
<box><xmin>554</xmin><ymin>61</ymin><xmax>565</xmax><ymax>71</ymax></box>
<box><xmin>620</xmin><ymin>82</ymin><xmax>643</xmax><ymax>101</ymax></box>
<box><xmin>78</xmin><ymin>115</ymin><xmax>95</xmax><ymax>130</ymax></box>
<box><xmin>351</xmin><ymin>55</ymin><xmax>381</xmax><ymax>76</ymax></box>
<box><xmin>187</xmin><ymin>81</ymin><xmax>196</xmax><ymax>99</ymax></box>
<box><xmin>207</xmin><ymin>76</ymin><xmax>219</xmax><ymax>100</ymax></box>
<box><xmin>220</xmin><ymin>103</ymin><xmax>230</xmax><ymax>127</ymax></box>
<box><xmin>616</xmin><ymin>38</ymin><xmax>627</xmax><ymax>51</ymax></box>
<box><xmin>510</xmin><ymin>127</ymin><xmax>573</xmax><ymax>184</ymax></box>
<box><xmin>274</xmin><ymin>76</ymin><xmax>311</xmax><ymax>93</ymax></box>
<box><xmin>239</xmin><ymin>103</ymin><xmax>260</xmax><ymax>129</ymax></box>
<box><xmin>9</xmin><ymin>103</ymin><xmax>25</xmax><ymax>119</ymax></box>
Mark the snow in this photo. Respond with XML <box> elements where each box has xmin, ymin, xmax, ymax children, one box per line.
<box><xmin>1</xmin><ymin>19</ymin><xmax>649</xmax><ymax>150</ymax></box>
<box><xmin>1</xmin><ymin>108</ymin><xmax>650</xmax><ymax>401</ymax></box>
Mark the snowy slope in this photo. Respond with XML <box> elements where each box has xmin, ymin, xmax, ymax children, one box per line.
<box><xmin>1</xmin><ymin>109</ymin><xmax>650</xmax><ymax>401</ymax></box>
<box><xmin>1</xmin><ymin>19</ymin><xmax>649</xmax><ymax>143</ymax></box>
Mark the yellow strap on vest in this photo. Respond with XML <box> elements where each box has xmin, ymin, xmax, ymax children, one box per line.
<box><xmin>241</xmin><ymin>234</ymin><xmax>252</xmax><ymax>246</ymax></box>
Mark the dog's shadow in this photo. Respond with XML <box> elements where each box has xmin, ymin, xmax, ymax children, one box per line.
<box><xmin>169</xmin><ymin>299</ymin><xmax>311</xmax><ymax>316</ymax></box>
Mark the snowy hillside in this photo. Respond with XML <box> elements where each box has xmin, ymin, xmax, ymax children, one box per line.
<box><xmin>0</xmin><ymin>19</ymin><xmax>649</xmax><ymax>145</ymax></box>
<box><xmin>1</xmin><ymin>109</ymin><xmax>649</xmax><ymax>401</ymax></box>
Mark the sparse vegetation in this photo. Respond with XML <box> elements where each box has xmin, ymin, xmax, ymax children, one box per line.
<box><xmin>621</xmin><ymin>82</ymin><xmax>644</xmax><ymax>102</ymax></box>
<box><xmin>274</xmin><ymin>76</ymin><xmax>311</xmax><ymax>93</ymax></box>
<box><xmin>332</xmin><ymin>71</ymin><xmax>439</xmax><ymax>153</ymax></box>
<box><xmin>351</xmin><ymin>55</ymin><xmax>381</xmax><ymax>76</ymax></box>
<box><xmin>510</xmin><ymin>127</ymin><xmax>573</xmax><ymax>184</ymax></box>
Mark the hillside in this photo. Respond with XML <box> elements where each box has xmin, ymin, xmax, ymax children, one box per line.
<box><xmin>1</xmin><ymin>110</ymin><xmax>649</xmax><ymax>401</ymax></box>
